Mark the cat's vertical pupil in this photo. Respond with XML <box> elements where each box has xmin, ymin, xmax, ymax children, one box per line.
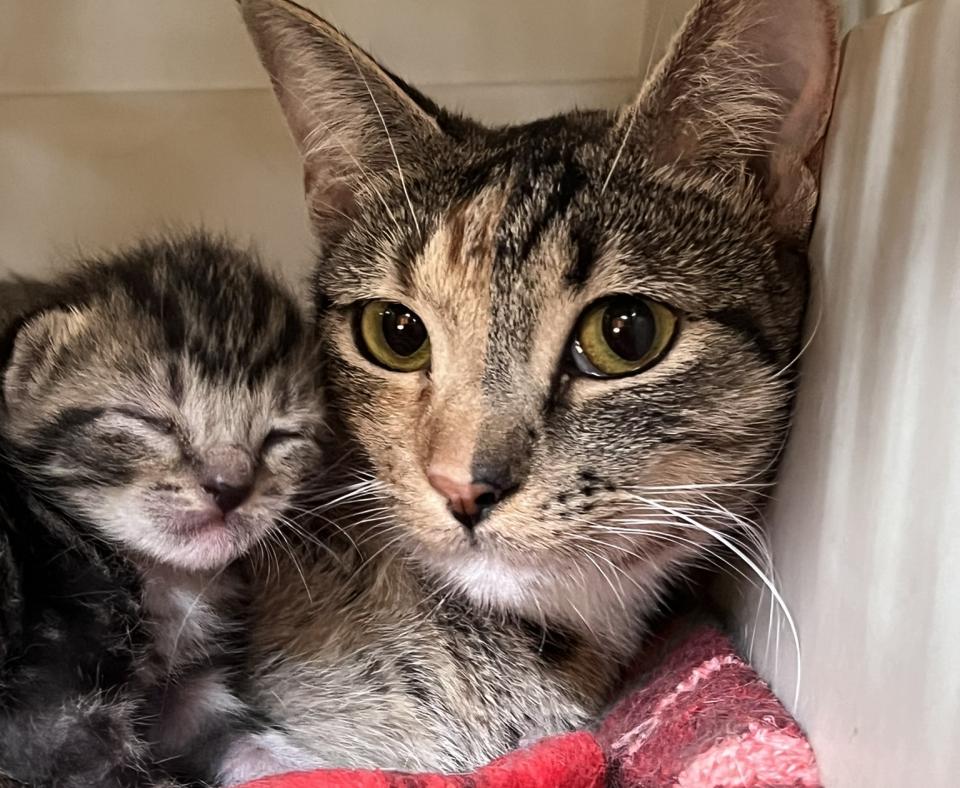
<box><xmin>382</xmin><ymin>304</ymin><xmax>427</xmax><ymax>357</ymax></box>
<box><xmin>602</xmin><ymin>297</ymin><xmax>655</xmax><ymax>361</ymax></box>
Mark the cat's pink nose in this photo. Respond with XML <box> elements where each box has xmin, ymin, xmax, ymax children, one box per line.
<box><xmin>427</xmin><ymin>471</ymin><xmax>501</xmax><ymax>531</ymax></box>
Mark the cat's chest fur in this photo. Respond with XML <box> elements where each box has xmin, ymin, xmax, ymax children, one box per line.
<box><xmin>246</xmin><ymin>545</ymin><xmax>622</xmax><ymax>773</ymax></box>
<box><xmin>138</xmin><ymin>564</ymin><xmax>241</xmax><ymax>678</ymax></box>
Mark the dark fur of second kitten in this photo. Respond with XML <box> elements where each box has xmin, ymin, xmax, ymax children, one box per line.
<box><xmin>0</xmin><ymin>234</ymin><xmax>323</xmax><ymax>787</ymax></box>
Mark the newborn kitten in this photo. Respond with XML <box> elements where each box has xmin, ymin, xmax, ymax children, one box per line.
<box><xmin>0</xmin><ymin>234</ymin><xmax>322</xmax><ymax>787</ymax></box>
<box><xmin>237</xmin><ymin>0</ymin><xmax>839</xmax><ymax>774</ymax></box>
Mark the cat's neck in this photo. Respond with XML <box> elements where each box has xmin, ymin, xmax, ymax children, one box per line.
<box><xmin>137</xmin><ymin>561</ymin><xmax>242</xmax><ymax>675</ymax></box>
<box><xmin>333</xmin><ymin>516</ymin><xmax>661</xmax><ymax>662</ymax></box>
<box><xmin>314</xmin><ymin>486</ymin><xmax>667</xmax><ymax>661</ymax></box>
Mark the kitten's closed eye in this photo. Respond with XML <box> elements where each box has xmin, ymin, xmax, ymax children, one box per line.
<box><xmin>110</xmin><ymin>407</ymin><xmax>176</xmax><ymax>435</ymax></box>
<box><xmin>260</xmin><ymin>428</ymin><xmax>310</xmax><ymax>454</ymax></box>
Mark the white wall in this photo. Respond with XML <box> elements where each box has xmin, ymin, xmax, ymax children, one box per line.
<box><xmin>740</xmin><ymin>2</ymin><xmax>960</xmax><ymax>785</ymax></box>
<box><xmin>1</xmin><ymin>1</ymin><xmax>701</xmax><ymax>279</ymax></box>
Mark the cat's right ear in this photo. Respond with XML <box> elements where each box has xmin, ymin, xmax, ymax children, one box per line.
<box><xmin>629</xmin><ymin>0</ymin><xmax>840</xmax><ymax>242</ymax></box>
<box><xmin>1</xmin><ymin>309</ymin><xmax>86</xmax><ymax>411</ymax></box>
<box><xmin>239</xmin><ymin>0</ymin><xmax>440</xmax><ymax>250</ymax></box>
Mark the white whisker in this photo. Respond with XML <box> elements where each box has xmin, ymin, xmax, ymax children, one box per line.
<box><xmin>633</xmin><ymin>494</ymin><xmax>801</xmax><ymax>708</ymax></box>
<box><xmin>344</xmin><ymin>47</ymin><xmax>422</xmax><ymax>241</ymax></box>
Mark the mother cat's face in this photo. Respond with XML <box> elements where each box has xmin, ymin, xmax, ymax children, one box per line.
<box><xmin>316</xmin><ymin>145</ymin><xmax>805</xmax><ymax>600</ymax></box>
<box><xmin>241</xmin><ymin>0</ymin><xmax>835</xmax><ymax>608</ymax></box>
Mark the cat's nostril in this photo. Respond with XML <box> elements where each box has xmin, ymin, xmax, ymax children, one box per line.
<box><xmin>451</xmin><ymin>508</ymin><xmax>479</xmax><ymax>531</ymax></box>
<box><xmin>474</xmin><ymin>489</ymin><xmax>500</xmax><ymax>511</ymax></box>
<box><xmin>202</xmin><ymin>479</ymin><xmax>252</xmax><ymax>515</ymax></box>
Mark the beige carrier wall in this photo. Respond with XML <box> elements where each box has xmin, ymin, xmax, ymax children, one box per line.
<box><xmin>736</xmin><ymin>2</ymin><xmax>960</xmax><ymax>785</ymax></box>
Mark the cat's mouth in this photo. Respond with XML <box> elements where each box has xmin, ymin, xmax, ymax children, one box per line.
<box><xmin>154</xmin><ymin>508</ymin><xmax>272</xmax><ymax>571</ymax></box>
<box><xmin>168</xmin><ymin>509</ymin><xmax>229</xmax><ymax>536</ymax></box>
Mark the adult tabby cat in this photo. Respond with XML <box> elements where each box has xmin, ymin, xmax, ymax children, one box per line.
<box><xmin>238</xmin><ymin>0</ymin><xmax>839</xmax><ymax>773</ymax></box>
<box><xmin>0</xmin><ymin>235</ymin><xmax>321</xmax><ymax>786</ymax></box>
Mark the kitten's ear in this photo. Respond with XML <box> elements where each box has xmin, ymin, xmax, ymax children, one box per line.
<box><xmin>1</xmin><ymin>309</ymin><xmax>87</xmax><ymax>409</ymax></box>
<box><xmin>239</xmin><ymin>0</ymin><xmax>440</xmax><ymax>249</ymax></box>
<box><xmin>631</xmin><ymin>0</ymin><xmax>839</xmax><ymax>240</ymax></box>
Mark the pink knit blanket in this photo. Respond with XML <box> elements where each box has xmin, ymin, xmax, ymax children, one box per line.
<box><xmin>243</xmin><ymin>624</ymin><xmax>819</xmax><ymax>788</ymax></box>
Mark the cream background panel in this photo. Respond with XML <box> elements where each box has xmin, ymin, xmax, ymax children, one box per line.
<box><xmin>0</xmin><ymin>0</ymin><xmax>662</xmax><ymax>94</ymax></box>
<box><xmin>0</xmin><ymin>0</ymin><xmax>914</xmax><ymax>97</ymax></box>
<box><xmin>0</xmin><ymin>77</ymin><xmax>646</xmax><ymax>279</ymax></box>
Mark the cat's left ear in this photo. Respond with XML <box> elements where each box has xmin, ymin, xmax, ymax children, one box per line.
<box><xmin>239</xmin><ymin>0</ymin><xmax>441</xmax><ymax>251</ymax></box>
<box><xmin>629</xmin><ymin>0</ymin><xmax>840</xmax><ymax>241</ymax></box>
<box><xmin>1</xmin><ymin>308</ymin><xmax>88</xmax><ymax>411</ymax></box>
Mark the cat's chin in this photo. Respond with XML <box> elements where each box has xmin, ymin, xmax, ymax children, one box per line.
<box><xmin>163</xmin><ymin>512</ymin><xmax>275</xmax><ymax>572</ymax></box>
<box><xmin>163</xmin><ymin>521</ymin><xmax>245</xmax><ymax>572</ymax></box>
<box><xmin>95</xmin><ymin>505</ymin><xmax>271</xmax><ymax>573</ymax></box>
<box><xmin>431</xmin><ymin>552</ymin><xmax>545</xmax><ymax>611</ymax></box>
<box><xmin>429</xmin><ymin>547</ymin><xmax>669</xmax><ymax>644</ymax></box>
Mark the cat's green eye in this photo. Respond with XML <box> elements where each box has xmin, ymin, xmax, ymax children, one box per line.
<box><xmin>570</xmin><ymin>295</ymin><xmax>677</xmax><ymax>378</ymax></box>
<box><xmin>358</xmin><ymin>300</ymin><xmax>431</xmax><ymax>372</ymax></box>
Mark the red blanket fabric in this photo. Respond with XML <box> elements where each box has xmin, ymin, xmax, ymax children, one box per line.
<box><xmin>242</xmin><ymin>625</ymin><xmax>820</xmax><ymax>788</ymax></box>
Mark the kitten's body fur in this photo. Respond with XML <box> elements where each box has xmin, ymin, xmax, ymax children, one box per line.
<box><xmin>0</xmin><ymin>235</ymin><xmax>321</xmax><ymax>786</ymax></box>
<box><xmin>237</xmin><ymin>0</ymin><xmax>840</xmax><ymax>774</ymax></box>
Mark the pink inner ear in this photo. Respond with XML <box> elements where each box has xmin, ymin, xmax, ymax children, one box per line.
<box><xmin>745</xmin><ymin>0</ymin><xmax>838</xmax><ymax>159</ymax></box>
<box><xmin>739</xmin><ymin>0</ymin><xmax>839</xmax><ymax>237</ymax></box>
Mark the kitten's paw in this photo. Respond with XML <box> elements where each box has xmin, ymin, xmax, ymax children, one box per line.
<box><xmin>31</xmin><ymin>695</ymin><xmax>147</xmax><ymax>787</ymax></box>
<box><xmin>217</xmin><ymin>730</ymin><xmax>315</xmax><ymax>787</ymax></box>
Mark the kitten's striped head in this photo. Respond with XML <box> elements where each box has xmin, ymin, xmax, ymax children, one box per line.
<box><xmin>243</xmin><ymin>0</ymin><xmax>838</xmax><ymax>626</ymax></box>
<box><xmin>1</xmin><ymin>235</ymin><xmax>324</xmax><ymax>572</ymax></box>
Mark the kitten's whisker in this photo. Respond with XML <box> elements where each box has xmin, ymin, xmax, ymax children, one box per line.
<box><xmin>269</xmin><ymin>528</ymin><xmax>313</xmax><ymax>604</ymax></box>
<box><xmin>274</xmin><ymin>513</ymin><xmax>351</xmax><ymax>571</ymax></box>
<box><xmin>352</xmin><ymin>532</ymin><xmax>407</xmax><ymax>578</ymax></box>
<box><xmin>291</xmin><ymin>483</ymin><xmax>386</xmax><ymax>517</ymax></box>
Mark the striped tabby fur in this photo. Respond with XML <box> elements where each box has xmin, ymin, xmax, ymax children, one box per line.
<box><xmin>237</xmin><ymin>0</ymin><xmax>839</xmax><ymax>774</ymax></box>
<box><xmin>0</xmin><ymin>234</ymin><xmax>323</xmax><ymax>786</ymax></box>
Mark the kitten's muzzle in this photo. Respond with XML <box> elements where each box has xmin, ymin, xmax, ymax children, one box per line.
<box><xmin>200</xmin><ymin>446</ymin><xmax>255</xmax><ymax>514</ymax></box>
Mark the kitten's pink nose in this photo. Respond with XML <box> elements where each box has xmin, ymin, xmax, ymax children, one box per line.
<box><xmin>201</xmin><ymin>446</ymin><xmax>255</xmax><ymax>514</ymax></box>
<box><xmin>427</xmin><ymin>470</ymin><xmax>502</xmax><ymax>531</ymax></box>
